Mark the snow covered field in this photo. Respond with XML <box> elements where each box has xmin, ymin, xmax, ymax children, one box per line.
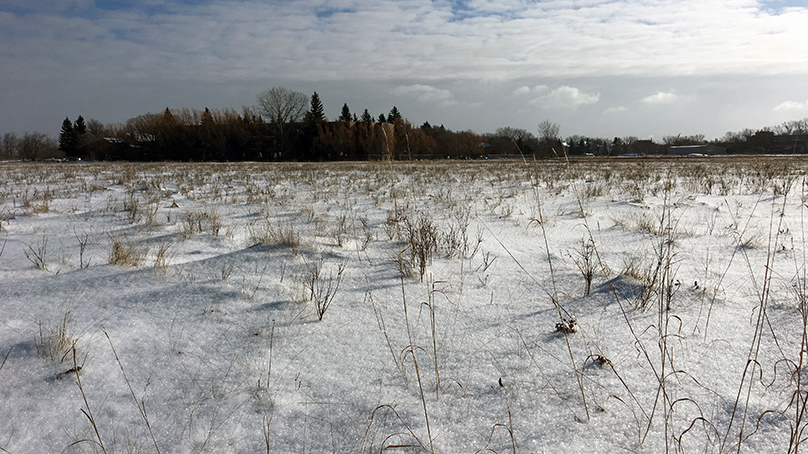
<box><xmin>1</xmin><ymin>157</ymin><xmax>807</xmax><ymax>453</ymax></box>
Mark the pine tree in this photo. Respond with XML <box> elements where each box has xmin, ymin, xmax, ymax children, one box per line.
<box><xmin>307</xmin><ymin>92</ymin><xmax>325</xmax><ymax>125</ymax></box>
<box><xmin>74</xmin><ymin>115</ymin><xmax>87</xmax><ymax>135</ymax></box>
<box><xmin>73</xmin><ymin>115</ymin><xmax>87</xmax><ymax>158</ymax></box>
<box><xmin>162</xmin><ymin>107</ymin><xmax>175</xmax><ymax>124</ymax></box>
<box><xmin>59</xmin><ymin>117</ymin><xmax>75</xmax><ymax>154</ymax></box>
<box><xmin>388</xmin><ymin>106</ymin><xmax>402</xmax><ymax>122</ymax></box>
<box><xmin>378</xmin><ymin>113</ymin><xmax>387</xmax><ymax>124</ymax></box>
<box><xmin>303</xmin><ymin>92</ymin><xmax>326</xmax><ymax>160</ymax></box>
<box><xmin>339</xmin><ymin>103</ymin><xmax>351</xmax><ymax>123</ymax></box>
<box><xmin>361</xmin><ymin>109</ymin><xmax>373</xmax><ymax>124</ymax></box>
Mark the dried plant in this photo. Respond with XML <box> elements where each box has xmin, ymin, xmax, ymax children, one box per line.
<box><xmin>302</xmin><ymin>256</ymin><xmax>346</xmax><ymax>321</ymax></box>
<box><xmin>74</xmin><ymin>230</ymin><xmax>90</xmax><ymax>269</ymax></box>
<box><xmin>405</xmin><ymin>214</ymin><xmax>438</xmax><ymax>282</ymax></box>
<box><xmin>23</xmin><ymin>235</ymin><xmax>48</xmax><ymax>271</ymax></box>
<box><xmin>36</xmin><ymin>309</ymin><xmax>78</xmax><ymax>363</ymax></box>
<box><xmin>152</xmin><ymin>242</ymin><xmax>172</xmax><ymax>276</ymax></box>
<box><xmin>570</xmin><ymin>236</ymin><xmax>596</xmax><ymax>296</ymax></box>
<box><xmin>109</xmin><ymin>236</ymin><xmax>148</xmax><ymax>267</ymax></box>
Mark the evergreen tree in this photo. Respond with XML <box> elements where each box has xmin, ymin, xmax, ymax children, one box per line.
<box><xmin>73</xmin><ymin>115</ymin><xmax>87</xmax><ymax>158</ymax></box>
<box><xmin>339</xmin><ymin>103</ymin><xmax>351</xmax><ymax>123</ymax></box>
<box><xmin>378</xmin><ymin>113</ymin><xmax>387</xmax><ymax>124</ymax></box>
<box><xmin>307</xmin><ymin>92</ymin><xmax>325</xmax><ymax>125</ymax></box>
<box><xmin>201</xmin><ymin>107</ymin><xmax>214</xmax><ymax>128</ymax></box>
<box><xmin>163</xmin><ymin>107</ymin><xmax>175</xmax><ymax>124</ymax></box>
<box><xmin>388</xmin><ymin>106</ymin><xmax>402</xmax><ymax>122</ymax></box>
<box><xmin>59</xmin><ymin>117</ymin><xmax>75</xmax><ymax>154</ymax></box>
<box><xmin>156</xmin><ymin>108</ymin><xmax>181</xmax><ymax>160</ymax></box>
<box><xmin>74</xmin><ymin>116</ymin><xmax>87</xmax><ymax>135</ymax></box>
<box><xmin>303</xmin><ymin>92</ymin><xmax>326</xmax><ymax>160</ymax></box>
<box><xmin>361</xmin><ymin>109</ymin><xmax>373</xmax><ymax>124</ymax></box>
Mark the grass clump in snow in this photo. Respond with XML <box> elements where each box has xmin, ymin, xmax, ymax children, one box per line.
<box><xmin>36</xmin><ymin>309</ymin><xmax>78</xmax><ymax>364</ymax></box>
<box><xmin>248</xmin><ymin>217</ymin><xmax>302</xmax><ymax>249</ymax></box>
<box><xmin>108</xmin><ymin>235</ymin><xmax>148</xmax><ymax>267</ymax></box>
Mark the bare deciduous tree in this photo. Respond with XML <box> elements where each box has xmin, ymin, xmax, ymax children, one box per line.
<box><xmin>775</xmin><ymin>118</ymin><xmax>808</xmax><ymax>135</ymax></box>
<box><xmin>537</xmin><ymin>120</ymin><xmax>561</xmax><ymax>157</ymax></box>
<box><xmin>256</xmin><ymin>87</ymin><xmax>308</xmax><ymax>155</ymax></box>
<box><xmin>20</xmin><ymin>132</ymin><xmax>59</xmax><ymax>161</ymax></box>
<box><xmin>86</xmin><ymin>119</ymin><xmax>105</xmax><ymax>137</ymax></box>
<box><xmin>662</xmin><ymin>134</ymin><xmax>706</xmax><ymax>146</ymax></box>
<box><xmin>537</xmin><ymin>120</ymin><xmax>560</xmax><ymax>143</ymax></box>
<box><xmin>1</xmin><ymin>132</ymin><xmax>19</xmax><ymax>160</ymax></box>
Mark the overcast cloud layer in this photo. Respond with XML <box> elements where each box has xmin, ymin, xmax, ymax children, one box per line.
<box><xmin>2</xmin><ymin>0</ymin><xmax>807</xmax><ymax>141</ymax></box>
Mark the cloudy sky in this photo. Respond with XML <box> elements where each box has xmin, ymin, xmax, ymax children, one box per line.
<box><xmin>2</xmin><ymin>0</ymin><xmax>807</xmax><ymax>141</ymax></box>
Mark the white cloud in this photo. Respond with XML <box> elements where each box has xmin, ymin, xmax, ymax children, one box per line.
<box><xmin>513</xmin><ymin>84</ymin><xmax>547</xmax><ymax>95</ymax></box>
<box><xmin>2</xmin><ymin>0</ymin><xmax>808</xmax><ymax>139</ymax></box>
<box><xmin>3</xmin><ymin>0</ymin><xmax>808</xmax><ymax>90</ymax></box>
<box><xmin>774</xmin><ymin>99</ymin><xmax>808</xmax><ymax>111</ymax></box>
<box><xmin>642</xmin><ymin>92</ymin><xmax>678</xmax><ymax>104</ymax></box>
<box><xmin>532</xmin><ymin>86</ymin><xmax>600</xmax><ymax>109</ymax></box>
<box><xmin>393</xmin><ymin>84</ymin><xmax>457</xmax><ymax>106</ymax></box>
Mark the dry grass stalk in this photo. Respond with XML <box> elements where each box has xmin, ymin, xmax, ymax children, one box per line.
<box><xmin>108</xmin><ymin>236</ymin><xmax>148</xmax><ymax>267</ymax></box>
<box><xmin>36</xmin><ymin>309</ymin><xmax>77</xmax><ymax>363</ymax></box>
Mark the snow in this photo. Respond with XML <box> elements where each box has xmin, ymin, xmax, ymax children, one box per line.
<box><xmin>1</xmin><ymin>158</ymin><xmax>807</xmax><ymax>453</ymax></box>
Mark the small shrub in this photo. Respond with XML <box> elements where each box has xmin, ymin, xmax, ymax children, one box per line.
<box><xmin>570</xmin><ymin>237</ymin><xmax>596</xmax><ymax>296</ymax></box>
<box><xmin>24</xmin><ymin>236</ymin><xmax>48</xmax><ymax>271</ymax></box>
<box><xmin>405</xmin><ymin>214</ymin><xmax>438</xmax><ymax>282</ymax></box>
<box><xmin>303</xmin><ymin>257</ymin><xmax>346</xmax><ymax>321</ymax></box>
<box><xmin>74</xmin><ymin>230</ymin><xmax>90</xmax><ymax>269</ymax></box>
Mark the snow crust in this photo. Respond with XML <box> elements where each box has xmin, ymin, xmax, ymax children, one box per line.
<box><xmin>1</xmin><ymin>158</ymin><xmax>807</xmax><ymax>453</ymax></box>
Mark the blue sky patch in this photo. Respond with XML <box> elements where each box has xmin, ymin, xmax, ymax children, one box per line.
<box><xmin>94</xmin><ymin>0</ymin><xmax>210</xmax><ymax>16</ymax></box>
<box><xmin>315</xmin><ymin>7</ymin><xmax>357</xmax><ymax>19</ymax></box>
<box><xmin>760</xmin><ymin>0</ymin><xmax>808</xmax><ymax>15</ymax></box>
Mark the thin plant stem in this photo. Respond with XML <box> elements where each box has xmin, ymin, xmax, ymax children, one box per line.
<box><xmin>105</xmin><ymin>331</ymin><xmax>161</xmax><ymax>454</ymax></box>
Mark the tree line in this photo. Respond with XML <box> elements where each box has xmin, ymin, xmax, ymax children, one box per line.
<box><xmin>1</xmin><ymin>86</ymin><xmax>807</xmax><ymax>161</ymax></box>
<box><xmin>31</xmin><ymin>87</ymin><xmax>564</xmax><ymax>162</ymax></box>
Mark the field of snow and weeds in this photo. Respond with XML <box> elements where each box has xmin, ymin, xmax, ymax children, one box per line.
<box><xmin>1</xmin><ymin>156</ymin><xmax>808</xmax><ymax>453</ymax></box>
